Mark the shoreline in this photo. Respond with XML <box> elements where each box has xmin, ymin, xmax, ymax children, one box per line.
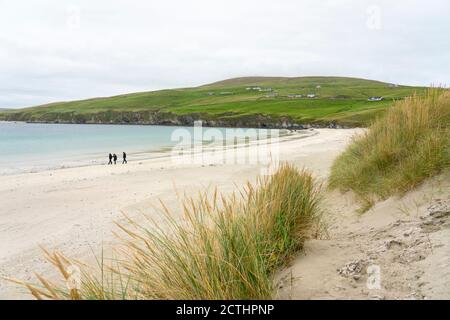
<box><xmin>0</xmin><ymin>119</ymin><xmax>351</xmax><ymax>130</ymax></box>
<box><xmin>0</xmin><ymin>125</ymin><xmax>314</xmax><ymax>176</ymax></box>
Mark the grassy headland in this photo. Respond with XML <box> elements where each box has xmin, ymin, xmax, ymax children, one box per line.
<box><xmin>329</xmin><ymin>89</ymin><xmax>450</xmax><ymax>209</ymax></box>
<box><xmin>17</xmin><ymin>164</ymin><xmax>322</xmax><ymax>300</ymax></box>
<box><xmin>0</xmin><ymin>77</ymin><xmax>426</xmax><ymax>127</ymax></box>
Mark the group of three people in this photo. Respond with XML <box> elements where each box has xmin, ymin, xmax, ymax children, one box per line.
<box><xmin>108</xmin><ymin>152</ymin><xmax>127</xmax><ymax>165</ymax></box>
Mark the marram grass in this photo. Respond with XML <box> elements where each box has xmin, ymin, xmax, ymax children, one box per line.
<box><xmin>13</xmin><ymin>164</ymin><xmax>322</xmax><ymax>300</ymax></box>
<box><xmin>329</xmin><ymin>89</ymin><xmax>450</xmax><ymax>209</ymax></box>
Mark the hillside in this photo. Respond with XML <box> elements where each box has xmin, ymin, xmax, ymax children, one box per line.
<box><xmin>0</xmin><ymin>77</ymin><xmax>426</xmax><ymax>128</ymax></box>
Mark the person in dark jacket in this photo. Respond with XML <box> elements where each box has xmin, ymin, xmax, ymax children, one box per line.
<box><xmin>122</xmin><ymin>152</ymin><xmax>127</xmax><ymax>164</ymax></box>
<box><xmin>113</xmin><ymin>153</ymin><xmax>118</xmax><ymax>165</ymax></box>
<box><xmin>108</xmin><ymin>153</ymin><xmax>113</xmax><ymax>165</ymax></box>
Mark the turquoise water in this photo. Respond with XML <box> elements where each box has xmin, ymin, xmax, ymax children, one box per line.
<box><xmin>0</xmin><ymin>122</ymin><xmax>283</xmax><ymax>174</ymax></box>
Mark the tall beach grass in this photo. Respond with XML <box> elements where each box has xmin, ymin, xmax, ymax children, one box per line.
<box><xmin>15</xmin><ymin>163</ymin><xmax>322</xmax><ymax>300</ymax></box>
<box><xmin>329</xmin><ymin>89</ymin><xmax>450</xmax><ymax>209</ymax></box>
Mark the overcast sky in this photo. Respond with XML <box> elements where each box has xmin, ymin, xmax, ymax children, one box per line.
<box><xmin>0</xmin><ymin>0</ymin><xmax>449</xmax><ymax>108</ymax></box>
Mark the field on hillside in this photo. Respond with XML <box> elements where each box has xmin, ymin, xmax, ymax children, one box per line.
<box><xmin>0</xmin><ymin>77</ymin><xmax>426</xmax><ymax>127</ymax></box>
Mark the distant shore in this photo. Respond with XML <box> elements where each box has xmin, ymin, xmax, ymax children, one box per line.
<box><xmin>0</xmin><ymin>76</ymin><xmax>423</xmax><ymax>129</ymax></box>
<box><xmin>0</xmin><ymin>118</ymin><xmax>350</xmax><ymax>130</ymax></box>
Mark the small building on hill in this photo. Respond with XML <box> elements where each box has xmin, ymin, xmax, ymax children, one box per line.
<box><xmin>367</xmin><ymin>96</ymin><xmax>384</xmax><ymax>101</ymax></box>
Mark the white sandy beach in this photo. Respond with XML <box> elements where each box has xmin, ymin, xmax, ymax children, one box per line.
<box><xmin>1</xmin><ymin>128</ymin><xmax>448</xmax><ymax>300</ymax></box>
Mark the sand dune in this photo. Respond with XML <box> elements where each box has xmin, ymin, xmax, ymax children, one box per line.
<box><xmin>276</xmin><ymin>174</ymin><xmax>450</xmax><ymax>300</ymax></box>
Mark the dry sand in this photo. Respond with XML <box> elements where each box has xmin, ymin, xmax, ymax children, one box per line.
<box><xmin>0</xmin><ymin>127</ymin><xmax>448</xmax><ymax>300</ymax></box>
<box><xmin>276</xmin><ymin>173</ymin><xmax>450</xmax><ymax>300</ymax></box>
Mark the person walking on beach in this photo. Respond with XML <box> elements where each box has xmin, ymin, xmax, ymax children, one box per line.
<box><xmin>108</xmin><ymin>153</ymin><xmax>113</xmax><ymax>165</ymax></box>
<box><xmin>113</xmin><ymin>153</ymin><xmax>118</xmax><ymax>165</ymax></box>
<box><xmin>122</xmin><ymin>152</ymin><xmax>127</xmax><ymax>164</ymax></box>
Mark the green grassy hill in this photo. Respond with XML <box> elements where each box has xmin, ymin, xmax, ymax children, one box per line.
<box><xmin>0</xmin><ymin>76</ymin><xmax>427</xmax><ymax>127</ymax></box>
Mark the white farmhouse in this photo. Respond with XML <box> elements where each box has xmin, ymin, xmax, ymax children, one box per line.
<box><xmin>367</xmin><ymin>96</ymin><xmax>384</xmax><ymax>101</ymax></box>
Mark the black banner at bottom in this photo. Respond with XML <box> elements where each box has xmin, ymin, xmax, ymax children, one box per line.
<box><xmin>1</xmin><ymin>300</ymin><xmax>446</xmax><ymax>319</ymax></box>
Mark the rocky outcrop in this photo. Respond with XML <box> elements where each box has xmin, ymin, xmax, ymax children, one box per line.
<box><xmin>0</xmin><ymin>110</ymin><xmax>351</xmax><ymax>129</ymax></box>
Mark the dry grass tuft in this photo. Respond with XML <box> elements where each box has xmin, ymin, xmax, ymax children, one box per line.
<box><xmin>329</xmin><ymin>89</ymin><xmax>450</xmax><ymax>209</ymax></box>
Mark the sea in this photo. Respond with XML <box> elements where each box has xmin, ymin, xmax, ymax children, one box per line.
<box><xmin>0</xmin><ymin>122</ymin><xmax>288</xmax><ymax>175</ymax></box>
